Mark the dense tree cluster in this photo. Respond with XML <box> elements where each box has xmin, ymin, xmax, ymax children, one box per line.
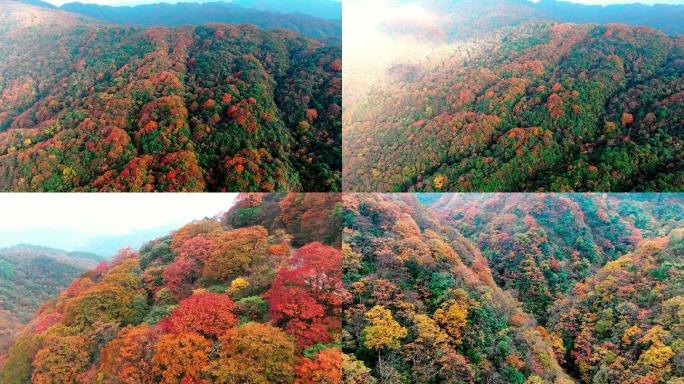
<box><xmin>549</xmin><ymin>230</ymin><xmax>684</xmax><ymax>383</ymax></box>
<box><xmin>344</xmin><ymin>21</ymin><xmax>683</xmax><ymax>192</ymax></box>
<box><xmin>343</xmin><ymin>193</ymin><xmax>683</xmax><ymax>383</ymax></box>
<box><xmin>430</xmin><ymin>194</ymin><xmax>654</xmax><ymax>322</ymax></box>
<box><xmin>0</xmin><ymin>193</ymin><xmax>342</xmax><ymax>383</ymax></box>
<box><xmin>0</xmin><ymin>2</ymin><xmax>341</xmax><ymax>191</ymax></box>
<box><xmin>342</xmin><ymin>194</ymin><xmax>571</xmax><ymax>383</ymax></box>
<box><xmin>1</xmin><ymin>193</ymin><xmax>682</xmax><ymax>383</ymax></box>
<box><xmin>224</xmin><ymin>192</ymin><xmax>343</xmax><ymax>247</ymax></box>
<box><xmin>430</xmin><ymin>194</ymin><xmax>684</xmax><ymax>332</ymax></box>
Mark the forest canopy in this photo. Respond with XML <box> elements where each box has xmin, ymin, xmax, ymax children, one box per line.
<box><xmin>1</xmin><ymin>192</ymin><xmax>683</xmax><ymax>383</ymax></box>
<box><xmin>0</xmin><ymin>193</ymin><xmax>343</xmax><ymax>383</ymax></box>
<box><xmin>343</xmin><ymin>0</ymin><xmax>683</xmax><ymax>192</ymax></box>
<box><xmin>342</xmin><ymin>193</ymin><xmax>684</xmax><ymax>383</ymax></box>
<box><xmin>0</xmin><ymin>1</ymin><xmax>341</xmax><ymax>192</ymax></box>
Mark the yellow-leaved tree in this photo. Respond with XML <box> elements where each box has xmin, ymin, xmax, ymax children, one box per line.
<box><xmin>433</xmin><ymin>300</ymin><xmax>468</xmax><ymax>346</ymax></box>
<box><xmin>362</xmin><ymin>305</ymin><xmax>407</xmax><ymax>351</ymax></box>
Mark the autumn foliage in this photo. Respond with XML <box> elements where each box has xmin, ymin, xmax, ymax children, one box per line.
<box><xmin>267</xmin><ymin>242</ymin><xmax>342</xmax><ymax>348</ymax></box>
<box><xmin>344</xmin><ymin>19</ymin><xmax>683</xmax><ymax>192</ymax></box>
<box><xmin>160</xmin><ymin>293</ymin><xmax>238</xmax><ymax>339</ymax></box>
<box><xmin>0</xmin><ymin>193</ymin><xmax>342</xmax><ymax>383</ymax></box>
<box><xmin>0</xmin><ymin>3</ymin><xmax>341</xmax><ymax>192</ymax></box>
<box><xmin>295</xmin><ymin>348</ymin><xmax>342</xmax><ymax>384</ymax></box>
<box><xmin>342</xmin><ymin>193</ymin><xmax>684</xmax><ymax>383</ymax></box>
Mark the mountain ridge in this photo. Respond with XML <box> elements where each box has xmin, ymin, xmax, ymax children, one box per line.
<box><xmin>0</xmin><ymin>1</ymin><xmax>342</xmax><ymax>192</ymax></box>
<box><xmin>58</xmin><ymin>1</ymin><xmax>341</xmax><ymax>42</ymax></box>
<box><xmin>343</xmin><ymin>193</ymin><xmax>683</xmax><ymax>383</ymax></box>
<box><xmin>0</xmin><ymin>245</ymin><xmax>91</xmax><ymax>352</ymax></box>
<box><xmin>0</xmin><ymin>244</ymin><xmax>103</xmax><ymax>268</ymax></box>
<box><xmin>16</xmin><ymin>0</ymin><xmax>342</xmax><ymax>21</ymax></box>
<box><xmin>344</xmin><ymin>20</ymin><xmax>683</xmax><ymax>192</ymax></box>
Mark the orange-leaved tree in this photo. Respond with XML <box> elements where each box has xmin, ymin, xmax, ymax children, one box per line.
<box><xmin>213</xmin><ymin>322</ymin><xmax>296</xmax><ymax>384</ymax></box>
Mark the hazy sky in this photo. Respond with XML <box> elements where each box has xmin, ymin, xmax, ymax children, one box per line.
<box><xmin>530</xmin><ymin>0</ymin><xmax>683</xmax><ymax>4</ymax></box>
<box><xmin>45</xmin><ymin>0</ymin><xmax>217</xmax><ymax>6</ymax></box>
<box><xmin>43</xmin><ymin>0</ymin><xmax>344</xmax><ymax>6</ymax></box>
<box><xmin>0</xmin><ymin>193</ymin><xmax>236</xmax><ymax>235</ymax></box>
<box><xmin>42</xmin><ymin>0</ymin><xmax>683</xmax><ymax>6</ymax></box>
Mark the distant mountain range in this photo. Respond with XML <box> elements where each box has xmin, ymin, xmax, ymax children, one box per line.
<box><xmin>233</xmin><ymin>0</ymin><xmax>341</xmax><ymax>20</ymax></box>
<box><xmin>0</xmin><ymin>226</ymin><xmax>177</xmax><ymax>257</ymax></box>
<box><xmin>536</xmin><ymin>0</ymin><xmax>684</xmax><ymax>35</ymax></box>
<box><xmin>0</xmin><ymin>244</ymin><xmax>103</xmax><ymax>268</ymax></box>
<box><xmin>15</xmin><ymin>0</ymin><xmax>54</xmax><ymax>8</ymax></box>
<box><xmin>56</xmin><ymin>1</ymin><xmax>341</xmax><ymax>41</ymax></box>
<box><xmin>17</xmin><ymin>0</ymin><xmax>342</xmax><ymax>19</ymax></box>
<box><xmin>0</xmin><ymin>245</ymin><xmax>91</xmax><ymax>351</ymax></box>
<box><xmin>384</xmin><ymin>0</ymin><xmax>683</xmax><ymax>40</ymax></box>
<box><xmin>14</xmin><ymin>0</ymin><xmax>340</xmax><ymax>41</ymax></box>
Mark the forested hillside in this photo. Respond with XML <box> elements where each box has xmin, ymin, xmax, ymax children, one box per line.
<box><xmin>0</xmin><ymin>193</ymin><xmax>343</xmax><ymax>383</ymax></box>
<box><xmin>550</xmin><ymin>231</ymin><xmax>684</xmax><ymax>383</ymax></box>
<box><xmin>431</xmin><ymin>194</ymin><xmax>684</xmax><ymax>322</ymax></box>
<box><xmin>343</xmin><ymin>193</ymin><xmax>683</xmax><ymax>383</ymax></box>
<box><xmin>0</xmin><ymin>1</ymin><xmax>341</xmax><ymax>192</ymax></box>
<box><xmin>342</xmin><ymin>194</ymin><xmax>572</xmax><ymax>383</ymax></box>
<box><xmin>0</xmin><ymin>246</ymin><xmax>99</xmax><ymax>353</ymax></box>
<box><xmin>344</xmin><ymin>3</ymin><xmax>683</xmax><ymax>192</ymax></box>
<box><xmin>2</xmin><ymin>193</ymin><xmax>681</xmax><ymax>383</ymax></box>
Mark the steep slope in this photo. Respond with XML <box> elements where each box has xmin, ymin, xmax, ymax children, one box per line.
<box><xmin>549</xmin><ymin>229</ymin><xmax>684</xmax><ymax>383</ymax></box>
<box><xmin>59</xmin><ymin>1</ymin><xmax>341</xmax><ymax>42</ymax></box>
<box><xmin>0</xmin><ymin>246</ymin><xmax>97</xmax><ymax>352</ymax></box>
<box><xmin>430</xmin><ymin>194</ymin><xmax>684</xmax><ymax>323</ymax></box>
<box><xmin>343</xmin><ymin>194</ymin><xmax>571</xmax><ymax>383</ymax></box>
<box><xmin>0</xmin><ymin>1</ymin><xmax>341</xmax><ymax>192</ymax></box>
<box><xmin>343</xmin><ymin>193</ymin><xmax>683</xmax><ymax>383</ymax></box>
<box><xmin>344</xmin><ymin>21</ymin><xmax>683</xmax><ymax>192</ymax></box>
<box><xmin>0</xmin><ymin>192</ymin><xmax>342</xmax><ymax>383</ymax></box>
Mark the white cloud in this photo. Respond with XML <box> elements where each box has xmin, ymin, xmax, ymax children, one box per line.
<box><xmin>0</xmin><ymin>193</ymin><xmax>237</xmax><ymax>235</ymax></box>
<box><xmin>343</xmin><ymin>0</ymin><xmax>454</xmax><ymax>102</ymax></box>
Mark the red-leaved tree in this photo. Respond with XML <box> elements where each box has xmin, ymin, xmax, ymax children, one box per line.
<box><xmin>159</xmin><ymin>292</ymin><xmax>238</xmax><ymax>339</ymax></box>
<box><xmin>266</xmin><ymin>242</ymin><xmax>342</xmax><ymax>348</ymax></box>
